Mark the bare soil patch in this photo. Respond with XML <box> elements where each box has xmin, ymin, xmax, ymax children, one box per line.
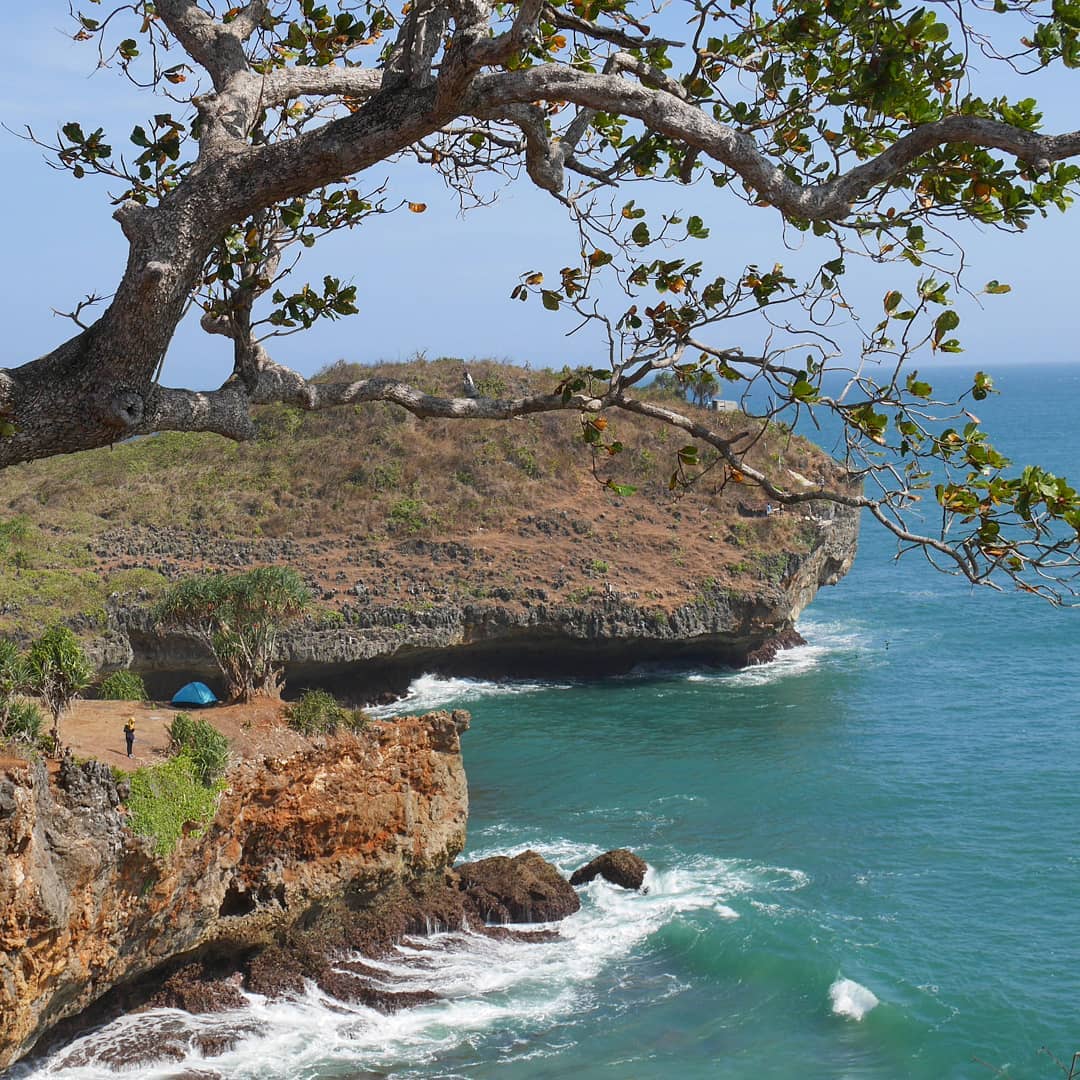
<box><xmin>57</xmin><ymin>698</ymin><xmax>306</xmax><ymax>773</ymax></box>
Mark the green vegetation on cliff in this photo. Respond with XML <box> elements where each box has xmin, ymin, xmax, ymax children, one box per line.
<box><xmin>167</xmin><ymin>713</ymin><xmax>230</xmax><ymax>786</ymax></box>
<box><xmin>286</xmin><ymin>689</ymin><xmax>369</xmax><ymax>737</ymax></box>
<box><xmin>97</xmin><ymin>671</ymin><xmax>148</xmax><ymax>701</ymax></box>
<box><xmin>154</xmin><ymin>567</ymin><xmax>310</xmax><ymax>702</ymax></box>
<box><xmin>126</xmin><ymin>752</ymin><xmax>225</xmax><ymax>856</ymax></box>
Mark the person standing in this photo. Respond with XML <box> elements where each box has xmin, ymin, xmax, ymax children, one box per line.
<box><xmin>123</xmin><ymin>718</ymin><xmax>135</xmax><ymax>759</ymax></box>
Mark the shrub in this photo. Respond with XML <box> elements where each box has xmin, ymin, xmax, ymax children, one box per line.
<box><xmin>0</xmin><ymin>639</ymin><xmax>25</xmax><ymax>725</ymax></box>
<box><xmin>23</xmin><ymin>626</ymin><xmax>93</xmax><ymax>753</ymax></box>
<box><xmin>388</xmin><ymin>496</ymin><xmax>436</xmax><ymax>534</ymax></box>
<box><xmin>126</xmin><ymin>753</ymin><xmax>224</xmax><ymax>856</ymax></box>
<box><xmin>98</xmin><ymin>670</ymin><xmax>148</xmax><ymax>701</ymax></box>
<box><xmin>286</xmin><ymin>689</ymin><xmax>369</xmax><ymax>737</ymax></box>
<box><xmin>1</xmin><ymin>699</ymin><xmax>44</xmax><ymax>745</ymax></box>
<box><xmin>475</xmin><ymin>374</ymin><xmax>507</xmax><ymax>398</ymax></box>
<box><xmin>167</xmin><ymin>712</ymin><xmax>230</xmax><ymax>785</ymax></box>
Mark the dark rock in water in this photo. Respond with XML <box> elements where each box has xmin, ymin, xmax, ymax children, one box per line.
<box><xmin>245</xmin><ymin>946</ymin><xmax>306</xmax><ymax>999</ymax></box>
<box><xmin>51</xmin><ymin>1015</ymin><xmax>239</xmax><ymax>1070</ymax></box>
<box><xmin>146</xmin><ymin>964</ymin><xmax>247</xmax><ymax>1014</ymax></box>
<box><xmin>570</xmin><ymin>849</ymin><xmax>647</xmax><ymax>891</ymax></box>
<box><xmin>369</xmin><ymin>690</ymin><xmax>401</xmax><ymax>706</ymax></box>
<box><xmin>190</xmin><ymin>1027</ymin><xmax>256</xmax><ymax>1059</ymax></box>
<box><xmin>335</xmin><ymin>958</ymin><xmax>406</xmax><ymax>982</ymax></box>
<box><xmin>315</xmin><ymin>969</ymin><xmax>440</xmax><ymax>1013</ymax></box>
<box><xmin>456</xmin><ymin>850</ymin><xmax>580</xmax><ymax>924</ymax></box>
<box><xmin>477</xmin><ymin>926</ymin><xmax>561</xmax><ymax>944</ymax></box>
<box><xmin>745</xmin><ymin>627</ymin><xmax>806</xmax><ymax>666</ymax></box>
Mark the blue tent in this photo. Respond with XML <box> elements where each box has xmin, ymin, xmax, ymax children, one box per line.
<box><xmin>171</xmin><ymin>681</ymin><xmax>218</xmax><ymax>707</ymax></box>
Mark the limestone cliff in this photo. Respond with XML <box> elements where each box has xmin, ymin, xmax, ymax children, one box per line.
<box><xmin>0</xmin><ymin>711</ymin><xmax>468</xmax><ymax>1070</ymax></box>
<box><xmin>87</xmin><ymin>497</ymin><xmax>859</xmax><ymax>695</ymax></box>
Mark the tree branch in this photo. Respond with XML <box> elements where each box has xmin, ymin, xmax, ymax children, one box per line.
<box><xmin>543</xmin><ymin>4</ymin><xmax>683</xmax><ymax>50</ymax></box>
<box><xmin>609</xmin><ymin>393</ymin><xmax>987</xmax><ymax>584</ymax></box>
<box><xmin>472</xmin><ymin>66</ymin><xmax>1080</xmax><ymax>218</ymax></box>
<box><xmin>227</xmin><ymin>0</ymin><xmax>270</xmax><ymax>42</ymax></box>
<box><xmin>436</xmin><ymin>0</ymin><xmax>545</xmax><ymax>108</ymax></box>
<box><xmin>382</xmin><ymin>0</ymin><xmax>451</xmax><ymax>90</ymax></box>
<box><xmin>142</xmin><ymin>358</ymin><xmax>992</xmax><ymax>590</ymax></box>
<box><xmin>259</xmin><ymin>66</ymin><xmax>383</xmax><ymax>108</ymax></box>
<box><xmin>142</xmin><ymin>359</ymin><xmax>605</xmax><ymax>442</ymax></box>
<box><xmin>156</xmin><ymin>0</ymin><xmax>251</xmax><ymax>90</ymax></box>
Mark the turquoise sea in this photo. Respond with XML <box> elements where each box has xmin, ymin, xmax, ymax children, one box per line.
<box><xmin>19</xmin><ymin>363</ymin><xmax>1080</xmax><ymax>1079</ymax></box>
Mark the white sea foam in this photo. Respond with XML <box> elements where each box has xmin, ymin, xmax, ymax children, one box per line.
<box><xmin>829</xmin><ymin>977</ymin><xmax>880</xmax><ymax>1021</ymax></box>
<box><xmin>683</xmin><ymin>617</ymin><xmax>871</xmax><ymax>687</ymax></box>
<box><xmin>368</xmin><ymin>617</ymin><xmax>875</xmax><ymax>713</ymax></box>
<box><xmin>19</xmin><ymin>845</ymin><xmax>803</xmax><ymax>1079</ymax></box>
<box><xmin>365</xmin><ymin>673</ymin><xmax>573</xmax><ymax>717</ymax></box>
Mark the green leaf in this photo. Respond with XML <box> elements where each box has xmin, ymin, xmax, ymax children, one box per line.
<box><xmin>686</xmin><ymin>215</ymin><xmax>710</xmax><ymax>239</ymax></box>
<box><xmin>541</xmin><ymin>290</ymin><xmax>561</xmax><ymax>311</ymax></box>
<box><xmin>606</xmin><ymin>481</ymin><xmax>637</xmax><ymax>497</ymax></box>
<box><xmin>932</xmin><ymin>310</ymin><xmax>960</xmax><ymax>345</ymax></box>
<box><xmin>906</xmin><ymin>373</ymin><xmax>932</xmax><ymax>399</ymax></box>
<box><xmin>972</xmin><ymin>370</ymin><xmax>995</xmax><ymax>400</ymax></box>
<box><xmin>984</xmin><ymin>280</ymin><xmax>1012</xmax><ymax>295</ymax></box>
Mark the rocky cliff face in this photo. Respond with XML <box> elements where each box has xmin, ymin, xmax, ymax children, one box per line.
<box><xmin>0</xmin><ymin>711</ymin><xmax>469</xmax><ymax>1070</ymax></box>
<box><xmin>88</xmin><ymin>498</ymin><xmax>859</xmax><ymax>694</ymax></box>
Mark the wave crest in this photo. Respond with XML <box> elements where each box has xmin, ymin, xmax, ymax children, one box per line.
<box><xmin>829</xmin><ymin>977</ymin><xmax>880</xmax><ymax>1021</ymax></box>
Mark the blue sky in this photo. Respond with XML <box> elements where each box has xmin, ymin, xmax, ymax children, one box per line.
<box><xmin>2</xmin><ymin>5</ymin><xmax>1078</xmax><ymax>393</ymax></box>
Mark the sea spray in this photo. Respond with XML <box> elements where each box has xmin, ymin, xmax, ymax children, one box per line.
<box><xmin>17</xmin><ymin>843</ymin><xmax>802</xmax><ymax>1080</ymax></box>
<box><xmin>829</xmin><ymin>977</ymin><xmax>880</xmax><ymax>1021</ymax></box>
<box><xmin>366</xmin><ymin>673</ymin><xmax>573</xmax><ymax>718</ymax></box>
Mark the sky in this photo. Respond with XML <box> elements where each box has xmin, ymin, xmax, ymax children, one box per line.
<box><xmin>2</xmin><ymin>4</ymin><xmax>1079</xmax><ymax>394</ymax></box>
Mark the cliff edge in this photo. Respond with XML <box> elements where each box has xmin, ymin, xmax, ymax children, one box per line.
<box><xmin>0</xmin><ymin>710</ymin><xmax>469</xmax><ymax>1070</ymax></box>
<box><xmin>1</xmin><ymin>358</ymin><xmax>860</xmax><ymax>685</ymax></box>
<box><xmin>88</xmin><ymin>494</ymin><xmax>859</xmax><ymax>695</ymax></box>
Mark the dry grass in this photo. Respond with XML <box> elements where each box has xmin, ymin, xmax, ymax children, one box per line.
<box><xmin>0</xmin><ymin>357</ymin><xmax>842</xmax><ymax>635</ymax></box>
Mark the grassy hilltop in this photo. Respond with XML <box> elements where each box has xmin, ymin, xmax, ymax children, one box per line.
<box><xmin>0</xmin><ymin>358</ymin><xmax>843</xmax><ymax>636</ymax></box>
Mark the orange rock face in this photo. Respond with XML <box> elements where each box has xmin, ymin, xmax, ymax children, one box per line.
<box><xmin>0</xmin><ymin>711</ymin><xmax>469</xmax><ymax>1069</ymax></box>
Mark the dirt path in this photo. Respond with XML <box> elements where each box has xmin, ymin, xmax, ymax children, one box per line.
<box><xmin>57</xmin><ymin>698</ymin><xmax>306</xmax><ymax>773</ymax></box>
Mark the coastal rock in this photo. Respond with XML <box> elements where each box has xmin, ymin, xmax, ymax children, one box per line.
<box><xmin>745</xmin><ymin>627</ymin><xmax>806</xmax><ymax>666</ymax></box>
<box><xmin>314</xmin><ymin>969</ymin><xmax>441</xmax><ymax>1013</ymax></box>
<box><xmin>569</xmin><ymin>849</ymin><xmax>648</xmax><ymax>891</ymax></box>
<box><xmin>456</xmin><ymin>850</ymin><xmax>581</xmax><ymax>924</ymax></box>
<box><xmin>0</xmin><ymin>711</ymin><xmax>469</xmax><ymax>1071</ymax></box>
<box><xmin>87</xmin><ymin>497</ymin><xmax>859</xmax><ymax>695</ymax></box>
<box><xmin>145</xmin><ymin>965</ymin><xmax>248</xmax><ymax>1014</ymax></box>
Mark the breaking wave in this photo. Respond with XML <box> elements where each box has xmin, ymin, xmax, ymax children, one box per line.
<box><xmin>365</xmin><ymin>673</ymin><xmax>573</xmax><ymax>717</ymax></box>
<box><xmin>829</xmin><ymin>976</ymin><xmax>880</xmax><ymax>1021</ymax></box>
<box><xmin>16</xmin><ymin>844</ymin><xmax>809</xmax><ymax>1080</ymax></box>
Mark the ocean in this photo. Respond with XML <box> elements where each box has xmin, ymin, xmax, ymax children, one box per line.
<box><xmin>16</xmin><ymin>362</ymin><xmax>1080</xmax><ymax>1079</ymax></box>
